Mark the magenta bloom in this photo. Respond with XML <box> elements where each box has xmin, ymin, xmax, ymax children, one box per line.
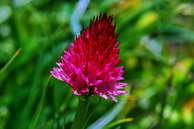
<box><xmin>51</xmin><ymin>14</ymin><xmax>127</xmax><ymax>101</ymax></box>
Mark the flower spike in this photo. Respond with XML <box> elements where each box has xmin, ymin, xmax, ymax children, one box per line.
<box><xmin>51</xmin><ymin>14</ymin><xmax>128</xmax><ymax>101</ymax></box>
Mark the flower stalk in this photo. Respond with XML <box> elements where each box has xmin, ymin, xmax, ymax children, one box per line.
<box><xmin>71</xmin><ymin>96</ymin><xmax>90</xmax><ymax>129</ymax></box>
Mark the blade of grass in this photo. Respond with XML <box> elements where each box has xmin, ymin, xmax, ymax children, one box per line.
<box><xmin>104</xmin><ymin>118</ymin><xmax>133</xmax><ymax>129</ymax></box>
<box><xmin>87</xmin><ymin>94</ymin><xmax>129</xmax><ymax>129</ymax></box>
<box><xmin>28</xmin><ymin>75</ymin><xmax>52</xmax><ymax>129</ymax></box>
<box><xmin>0</xmin><ymin>48</ymin><xmax>21</xmax><ymax>75</ymax></box>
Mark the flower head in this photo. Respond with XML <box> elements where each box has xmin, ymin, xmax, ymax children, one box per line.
<box><xmin>51</xmin><ymin>14</ymin><xmax>127</xmax><ymax>101</ymax></box>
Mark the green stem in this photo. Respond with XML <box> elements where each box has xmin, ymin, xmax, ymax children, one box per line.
<box><xmin>71</xmin><ymin>96</ymin><xmax>90</xmax><ymax>129</ymax></box>
<box><xmin>0</xmin><ymin>48</ymin><xmax>21</xmax><ymax>75</ymax></box>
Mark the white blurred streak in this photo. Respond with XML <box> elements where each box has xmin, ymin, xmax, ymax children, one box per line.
<box><xmin>71</xmin><ymin>0</ymin><xmax>90</xmax><ymax>35</ymax></box>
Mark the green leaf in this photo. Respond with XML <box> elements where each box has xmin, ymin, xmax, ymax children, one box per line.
<box><xmin>104</xmin><ymin>118</ymin><xmax>133</xmax><ymax>129</ymax></box>
<box><xmin>87</xmin><ymin>95</ymin><xmax>129</xmax><ymax>129</ymax></box>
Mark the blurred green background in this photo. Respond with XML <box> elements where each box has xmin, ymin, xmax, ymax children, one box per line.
<box><xmin>1</xmin><ymin>0</ymin><xmax>194</xmax><ymax>129</ymax></box>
